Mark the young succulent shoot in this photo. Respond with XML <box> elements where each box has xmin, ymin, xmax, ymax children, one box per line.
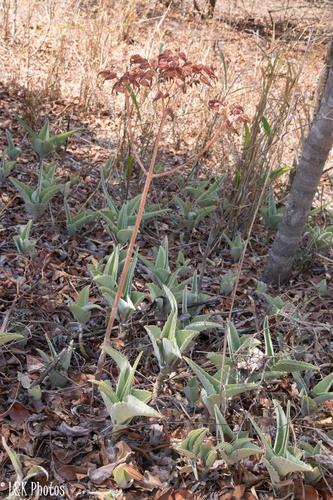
<box><xmin>180</xmin><ymin>292</ymin><xmax>222</xmax><ymax>346</ymax></box>
<box><xmin>36</xmin><ymin>336</ymin><xmax>74</xmax><ymax>388</ymax></box>
<box><xmin>13</xmin><ymin>220</ymin><xmax>36</xmax><ymax>256</ymax></box>
<box><xmin>64</xmin><ymin>182</ymin><xmax>97</xmax><ymax>236</ymax></box>
<box><xmin>175</xmin><ymin>177</ymin><xmax>224</xmax><ymax>235</ymax></box>
<box><xmin>184</xmin><ymin>176</ymin><xmax>224</xmax><ymax>207</ymax></box>
<box><xmin>101</xmin><ymin>194</ymin><xmax>167</xmax><ymax>244</ymax></box>
<box><xmin>257</xmin><ymin>317</ymin><xmax>319</xmax><ymax>380</ymax></box>
<box><xmin>112</xmin><ymin>464</ymin><xmax>137</xmax><ymax>489</ymax></box>
<box><xmin>261</xmin><ymin>186</ymin><xmax>283</xmax><ymax>230</ymax></box>
<box><xmin>300</xmin><ymin>440</ymin><xmax>328</xmax><ymax>483</ymax></box>
<box><xmin>260</xmin><ymin>165</ymin><xmax>291</xmax><ymax>186</ymax></box>
<box><xmin>210</xmin><ymin>319</ymin><xmax>319</xmax><ymax>383</ymax></box>
<box><xmin>92</xmin><ymin>346</ymin><xmax>159</xmax><ymax>429</ymax></box>
<box><xmin>89</xmin><ymin>245</ymin><xmax>145</xmax><ymax>324</ymax></box>
<box><xmin>181</xmin><ymin>271</ymin><xmax>211</xmax><ymax>315</ymax></box>
<box><xmin>18</xmin><ymin>117</ymin><xmax>79</xmax><ymax>159</ymax></box>
<box><xmin>184</xmin><ymin>352</ymin><xmax>257</xmax><ymax>415</ymax></box>
<box><xmin>293</xmin><ymin>370</ymin><xmax>333</xmax><ymax>416</ymax></box>
<box><xmin>0</xmin><ymin>156</ymin><xmax>16</xmax><ymax>183</ymax></box>
<box><xmin>306</xmin><ymin>224</ymin><xmax>333</xmax><ymax>250</ymax></box>
<box><xmin>10</xmin><ymin>163</ymin><xmax>64</xmax><ymax>219</ymax></box>
<box><xmin>207</xmin><ymin>322</ymin><xmax>261</xmax><ymax>377</ymax></box>
<box><xmin>175</xmin><ymin>196</ymin><xmax>217</xmax><ymax>235</ymax></box>
<box><xmin>255</xmin><ymin>283</ymin><xmax>288</xmax><ymax>315</ymax></box>
<box><xmin>140</xmin><ymin>236</ymin><xmax>191</xmax><ymax>313</ymax></box>
<box><xmin>5</xmin><ymin>129</ymin><xmax>21</xmax><ymax>160</ymax></box>
<box><xmin>146</xmin><ymin>286</ymin><xmax>222</xmax><ymax>398</ymax></box>
<box><xmin>220</xmin><ymin>271</ymin><xmax>236</xmax><ymax>295</ymax></box>
<box><xmin>145</xmin><ymin>286</ymin><xmax>200</xmax><ymax>371</ymax></box>
<box><xmin>214</xmin><ymin>405</ymin><xmax>263</xmax><ymax>465</ymax></box>
<box><xmin>223</xmin><ymin>232</ymin><xmax>244</xmax><ymax>262</ymax></box>
<box><xmin>2</xmin><ymin>437</ymin><xmax>48</xmax><ymax>499</ymax></box>
<box><xmin>176</xmin><ymin>428</ymin><xmax>217</xmax><ymax>480</ymax></box>
<box><xmin>184</xmin><ymin>377</ymin><xmax>200</xmax><ymax>405</ymax></box>
<box><xmin>250</xmin><ymin>400</ymin><xmax>313</xmax><ymax>484</ymax></box>
<box><xmin>66</xmin><ymin>285</ymin><xmax>102</xmax><ymax>326</ymax></box>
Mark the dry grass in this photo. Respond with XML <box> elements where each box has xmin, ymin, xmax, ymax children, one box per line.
<box><xmin>0</xmin><ymin>0</ymin><xmax>331</xmax><ymax>212</ymax></box>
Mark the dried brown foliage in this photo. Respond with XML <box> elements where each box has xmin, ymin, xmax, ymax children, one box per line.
<box><xmin>99</xmin><ymin>49</ymin><xmax>217</xmax><ymax>95</ymax></box>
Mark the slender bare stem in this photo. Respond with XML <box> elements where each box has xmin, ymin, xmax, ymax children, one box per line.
<box><xmin>96</xmin><ymin>99</ymin><xmax>167</xmax><ymax>378</ymax></box>
<box><xmin>218</xmin><ymin>163</ymin><xmax>274</xmax><ymax>413</ymax></box>
<box><xmin>96</xmin><ymin>91</ymin><xmax>226</xmax><ymax>379</ymax></box>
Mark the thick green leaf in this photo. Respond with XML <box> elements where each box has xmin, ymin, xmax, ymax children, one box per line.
<box><xmin>312</xmin><ymin>372</ymin><xmax>333</xmax><ymax>396</ymax></box>
<box><xmin>312</xmin><ymin>392</ymin><xmax>333</xmax><ymax>404</ymax></box>
<box><xmin>25</xmin><ymin>465</ymin><xmax>49</xmax><ymax>482</ymax></box>
<box><xmin>261</xmin><ymin>115</ymin><xmax>272</xmax><ymax>136</ymax></box>
<box><xmin>273</xmin><ymin>400</ymin><xmax>289</xmax><ymax>456</ymax></box>
<box><xmin>184</xmin><ymin>357</ymin><xmax>220</xmax><ymax>395</ymax></box>
<box><xmin>263</xmin><ymin>316</ymin><xmax>274</xmax><ymax>357</ymax></box>
<box><xmin>131</xmin><ymin>388</ymin><xmax>152</xmax><ymax>403</ymax></box>
<box><xmin>227</xmin><ymin>322</ymin><xmax>240</xmax><ymax>355</ymax></box>
<box><xmin>1</xmin><ymin>437</ymin><xmax>23</xmax><ymax>481</ymax></box>
<box><xmin>184</xmin><ymin>378</ymin><xmax>199</xmax><ymax>405</ymax></box>
<box><xmin>228</xmin><ymin>442</ymin><xmax>263</xmax><ymax>465</ymax></box>
<box><xmin>272</xmin><ymin>359</ymin><xmax>319</xmax><ymax>373</ymax></box>
<box><xmin>110</xmin><ymin>395</ymin><xmax>160</xmax><ymax>425</ymax></box>
<box><xmin>175</xmin><ymin>329</ymin><xmax>198</xmax><ymax>353</ymax></box>
<box><xmin>178</xmin><ymin>428</ymin><xmax>208</xmax><ymax>455</ymax></box>
<box><xmin>300</xmin><ymin>395</ymin><xmax>318</xmax><ymax>415</ymax></box>
<box><xmin>103</xmin><ymin>344</ymin><xmax>130</xmax><ymax>370</ymax></box>
<box><xmin>10</xmin><ymin>177</ymin><xmax>33</xmax><ymax>204</ymax></box>
<box><xmin>113</xmin><ymin>463</ymin><xmax>134</xmax><ymax>488</ymax></box>
<box><xmin>214</xmin><ymin>404</ymin><xmax>235</xmax><ymax>442</ymax></box>
<box><xmin>0</xmin><ymin>332</ymin><xmax>24</xmax><ymax>346</ymax></box>
<box><xmin>118</xmin><ymin>352</ymin><xmax>143</xmax><ymax>401</ymax></box>
<box><xmin>262</xmin><ymin>457</ymin><xmax>281</xmax><ymax>484</ymax></box>
<box><xmin>243</xmin><ymin>123</ymin><xmax>251</xmax><ymax>146</ymax></box>
<box><xmin>270</xmin><ymin>454</ymin><xmax>312</xmax><ymax>477</ymax></box>
<box><xmin>93</xmin><ymin>379</ymin><xmax>119</xmax><ymax>404</ymax></box>
<box><xmin>224</xmin><ymin>383</ymin><xmax>257</xmax><ymax>399</ymax></box>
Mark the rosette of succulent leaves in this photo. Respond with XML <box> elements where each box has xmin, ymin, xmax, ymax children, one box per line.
<box><xmin>145</xmin><ymin>285</ymin><xmax>222</xmax><ymax>374</ymax></box>
<box><xmin>89</xmin><ymin>245</ymin><xmax>145</xmax><ymax>325</ymax></box>
<box><xmin>92</xmin><ymin>347</ymin><xmax>160</xmax><ymax>431</ymax></box>
<box><xmin>250</xmin><ymin>400</ymin><xmax>314</xmax><ymax>485</ymax></box>
<box><xmin>184</xmin><ymin>318</ymin><xmax>320</xmax><ymax>415</ymax></box>
<box><xmin>100</xmin><ymin>162</ymin><xmax>168</xmax><ymax>244</ymax></box>
<box><xmin>10</xmin><ymin>163</ymin><xmax>66</xmax><ymax>219</ymax></box>
<box><xmin>140</xmin><ymin>236</ymin><xmax>210</xmax><ymax>315</ymax></box>
<box><xmin>175</xmin><ymin>176</ymin><xmax>224</xmax><ymax>238</ymax></box>
<box><xmin>0</xmin><ymin>129</ymin><xmax>21</xmax><ymax>183</ymax></box>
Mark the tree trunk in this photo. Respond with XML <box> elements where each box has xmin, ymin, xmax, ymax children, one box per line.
<box><xmin>263</xmin><ymin>40</ymin><xmax>333</xmax><ymax>285</ymax></box>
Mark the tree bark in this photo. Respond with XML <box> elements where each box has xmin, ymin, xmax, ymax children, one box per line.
<box><xmin>263</xmin><ymin>40</ymin><xmax>333</xmax><ymax>285</ymax></box>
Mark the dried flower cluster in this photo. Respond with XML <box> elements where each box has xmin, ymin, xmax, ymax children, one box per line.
<box><xmin>208</xmin><ymin>100</ymin><xmax>249</xmax><ymax>134</ymax></box>
<box><xmin>99</xmin><ymin>49</ymin><xmax>217</xmax><ymax>95</ymax></box>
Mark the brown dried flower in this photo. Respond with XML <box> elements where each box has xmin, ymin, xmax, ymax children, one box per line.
<box><xmin>100</xmin><ymin>49</ymin><xmax>217</xmax><ymax>95</ymax></box>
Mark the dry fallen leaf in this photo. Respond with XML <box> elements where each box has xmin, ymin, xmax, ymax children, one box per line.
<box><xmin>220</xmin><ymin>485</ymin><xmax>247</xmax><ymax>500</ymax></box>
<box><xmin>55</xmin><ymin>462</ymin><xmax>87</xmax><ymax>481</ymax></box>
<box><xmin>116</xmin><ymin>440</ymin><xmax>133</xmax><ymax>462</ymax></box>
<box><xmin>89</xmin><ymin>441</ymin><xmax>133</xmax><ymax>485</ymax></box>
<box><xmin>123</xmin><ymin>464</ymin><xmax>143</xmax><ymax>481</ymax></box>
<box><xmin>89</xmin><ymin>463</ymin><xmax>115</xmax><ymax>485</ymax></box>
<box><xmin>156</xmin><ymin>488</ymin><xmax>194</xmax><ymax>500</ymax></box>
<box><xmin>303</xmin><ymin>485</ymin><xmax>321</xmax><ymax>500</ymax></box>
<box><xmin>8</xmin><ymin>402</ymin><xmax>32</xmax><ymax>424</ymax></box>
